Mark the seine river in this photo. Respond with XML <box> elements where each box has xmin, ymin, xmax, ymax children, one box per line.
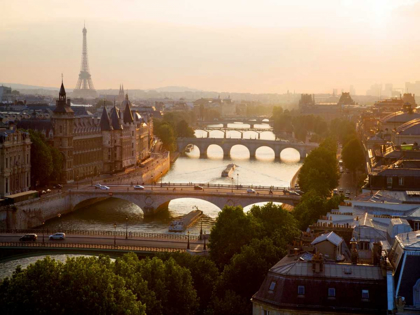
<box><xmin>0</xmin><ymin>123</ymin><xmax>301</xmax><ymax>277</ymax></box>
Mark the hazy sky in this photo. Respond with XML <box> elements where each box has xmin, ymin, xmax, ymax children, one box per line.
<box><xmin>2</xmin><ymin>0</ymin><xmax>420</xmax><ymax>94</ymax></box>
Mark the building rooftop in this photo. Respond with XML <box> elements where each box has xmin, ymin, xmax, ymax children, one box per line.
<box><xmin>311</xmin><ymin>231</ymin><xmax>343</xmax><ymax>247</ymax></box>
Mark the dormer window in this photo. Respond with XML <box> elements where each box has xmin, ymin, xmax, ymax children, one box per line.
<box><xmin>362</xmin><ymin>289</ymin><xmax>369</xmax><ymax>301</ymax></box>
<box><xmin>298</xmin><ymin>285</ymin><xmax>305</xmax><ymax>296</ymax></box>
<box><xmin>269</xmin><ymin>281</ymin><xmax>276</xmax><ymax>292</ymax></box>
<box><xmin>328</xmin><ymin>288</ymin><xmax>336</xmax><ymax>298</ymax></box>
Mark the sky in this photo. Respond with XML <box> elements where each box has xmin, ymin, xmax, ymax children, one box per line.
<box><xmin>2</xmin><ymin>0</ymin><xmax>420</xmax><ymax>94</ymax></box>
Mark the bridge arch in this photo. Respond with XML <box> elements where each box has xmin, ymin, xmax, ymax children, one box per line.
<box><xmin>206</xmin><ymin>144</ymin><xmax>224</xmax><ymax>158</ymax></box>
<box><xmin>229</xmin><ymin>144</ymin><xmax>251</xmax><ymax>159</ymax></box>
<box><xmin>155</xmin><ymin>197</ymin><xmax>222</xmax><ymax>217</ymax></box>
<box><xmin>255</xmin><ymin>146</ymin><xmax>276</xmax><ymax>160</ymax></box>
<box><xmin>280</xmin><ymin>147</ymin><xmax>303</xmax><ymax>162</ymax></box>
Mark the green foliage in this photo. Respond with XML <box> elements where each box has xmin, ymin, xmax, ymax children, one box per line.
<box><xmin>298</xmin><ymin>138</ymin><xmax>340</xmax><ymax>197</ymax></box>
<box><xmin>342</xmin><ymin>137</ymin><xmax>365</xmax><ymax>173</ymax></box>
<box><xmin>329</xmin><ymin>118</ymin><xmax>357</xmax><ymax>146</ymax></box>
<box><xmin>293</xmin><ymin>192</ymin><xmax>343</xmax><ymax>230</ymax></box>
<box><xmin>209</xmin><ymin>206</ymin><xmax>255</xmax><ymax>268</ymax></box>
<box><xmin>154</xmin><ymin>120</ymin><xmax>176</xmax><ymax>152</ymax></box>
<box><xmin>206</xmin><ymin>290</ymin><xmax>250</xmax><ymax>315</ymax></box>
<box><xmin>28</xmin><ymin>130</ymin><xmax>53</xmax><ymax>186</ymax></box>
<box><xmin>49</xmin><ymin>146</ymin><xmax>64</xmax><ymax>182</ymax></box>
<box><xmin>0</xmin><ymin>256</ymin><xmax>145</xmax><ymax>315</ymax></box>
<box><xmin>159</xmin><ymin>252</ymin><xmax>219</xmax><ymax>314</ymax></box>
<box><xmin>176</xmin><ymin>119</ymin><xmax>195</xmax><ymax>138</ymax></box>
<box><xmin>114</xmin><ymin>254</ymin><xmax>199</xmax><ymax>315</ymax></box>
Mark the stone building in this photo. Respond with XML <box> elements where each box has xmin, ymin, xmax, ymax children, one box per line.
<box><xmin>18</xmin><ymin>82</ymin><xmax>153</xmax><ymax>183</ymax></box>
<box><xmin>0</xmin><ymin>122</ymin><xmax>31</xmax><ymax>197</ymax></box>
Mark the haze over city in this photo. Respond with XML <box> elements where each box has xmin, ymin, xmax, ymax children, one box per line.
<box><xmin>2</xmin><ymin>0</ymin><xmax>420</xmax><ymax>94</ymax></box>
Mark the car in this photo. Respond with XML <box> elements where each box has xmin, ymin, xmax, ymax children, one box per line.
<box><xmin>100</xmin><ymin>185</ymin><xmax>110</xmax><ymax>190</ymax></box>
<box><xmin>339</xmin><ymin>167</ymin><xmax>344</xmax><ymax>173</ymax></box>
<box><xmin>247</xmin><ymin>189</ymin><xmax>256</xmax><ymax>194</ymax></box>
<box><xmin>19</xmin><ymin>234</ymin><xmax>37</xmax><ymax>241</ymax></box>
<box><xmin>134</xmin><ymin>185</ymin><xmax>145</xmax><ymax>190</ymax></box>
<box><xmin>345</xmin><ymin>190</ymin><xmax>351</xmax><ymax>197</ymax></box>
<box><xmin>333</xmin><ymin>189</ymin><xmax>339</xmax><ymax>195</ymax></box>
<box><xmin>41</xmin><ymin>190</ymin><xmax>46</xmax><ymax>194</ymax></box>
<box><xmin>56</xmin><ymin>184</ymin><xmax>63</xmax><ymax>189</ymax></box>
<box><xmin>46</xmin><ymin>189</ymin><xmax>51</xmax><ymax>193</ymax></box>
<box><xmin>94</xmin><ymin>184</ymin><xmax>102</xmax><ymax>189</ymax></box>
<box><xmin>49</xmin><ymin>232</ymin><xmax>66</xmax><ymax>240</ymax></box>
<box><xmin>338</xmin><ymin>188</ymin><xmax>344</xmax><ymax>194</ymax></box>
<box><xmin>194</xmin><ymin>185</ymin><xmax>204</xmax><ymax>191</ymax></box>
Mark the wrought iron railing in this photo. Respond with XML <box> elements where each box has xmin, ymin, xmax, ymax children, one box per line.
<box><xmin>0</xmin><ymin>242</ymin><xmax>186</xmax><ymax>252</ymax></box>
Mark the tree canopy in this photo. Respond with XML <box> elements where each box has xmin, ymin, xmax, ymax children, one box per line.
<box><xmin>342</xmin><ymin>137</ymin><xmax>365</xmax><ymax>174</ymax></box>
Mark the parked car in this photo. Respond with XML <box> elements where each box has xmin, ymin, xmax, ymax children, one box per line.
<box><xmin>345</xmin><ymin>190</ymin><xmax>351</xmax><ymax>198</ymax></box>
<box><xmin>49</xmin><ymin>232</ymin><xmax>66</xmax><ymax>240</ymax></box>
<box><xmin>94</xmin><ymin>184</ymin><xmax>102</xmax><ymax>189</ymax></box>
<box><xmin>56</xmin><ymin>184</ymin><xmax>63</xmax><ymax>189</ymax></box>
<box><xmin>194</xmin><ymin>185</ymin><xmax>204</xmax><ymax>191</ymax></box>
<box><xmin>100</xmin><ymin>185</ymin><xmax>110</xmax><ymax>190</ymax></box>
<box><xmin>19</xmin><ymin>234</ymin><xmax>37</xmax><ymax>241</ymax></box>
<box><xmin>338</xmin><ymin>188</ymin><xmax>344</xmax><ymax>194</ymax></box>
<box><xmin>41</xmin><ymin>190</ymin><xmax>46</xmax><ymax>194</ymax></box>
<box><xmin>46</xmin><ymin>189</ymin><xmax>51</xmax><ymax>193</ymax></box>
<box><xmin>333</xmin><ymin>189</ymin><xmax>339</xmax><ymax>195</ymax></box>
<box><xmin>134</xmin><ymin>185</ymin><xmax>145</xmax><ymax>190</ymax></box>
<box><xmin>247</xmin><ymin>189</ymin><xmax>256</xmax><ymax>194</ymax></box>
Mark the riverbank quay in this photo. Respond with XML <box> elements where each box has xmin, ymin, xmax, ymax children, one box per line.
<box><xmin>289</xmin><ymin>165</ymin><xmax>302</xmax><ymax>188</ymax></box>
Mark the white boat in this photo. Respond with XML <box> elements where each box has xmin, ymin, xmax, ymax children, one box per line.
<box><xmin>222</xmin><ymin>164</ymin><xmax>236</xmax><ymax>177</ymax></box>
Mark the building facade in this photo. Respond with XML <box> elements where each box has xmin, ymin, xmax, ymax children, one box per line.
<box><xmin>0</xmin><ymin>123</ymin><xmax>31</xmax><ymax>198</ymax></box>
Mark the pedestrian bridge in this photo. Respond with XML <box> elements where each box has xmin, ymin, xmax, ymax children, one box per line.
<box><xmin>177</xmin><ymin>137</ymin><xmax>318</xmax><ymax>160</ymax></box>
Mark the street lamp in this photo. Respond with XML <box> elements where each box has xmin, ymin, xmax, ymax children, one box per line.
<box><xmin>114</xmin><ymin>223</ymin><xmax>117</xmax><ymax>247</ymax></box>
<box><xmin>203</xmin><ymin>231</ymin><xmax>207</xmax><ymax>251</ymax></box>
<box><xmin>231</xmin><ymin>177</ymin><xmax>234</xmax><ymax>193</ymax></box>
<box><xmin>151</xmin><ymin>174</ymin><xmax>154</xmax><ymax>191</ymax></box>
<box><xmin>42</xmin><ymin>221</ymin><xmax>45</xmax><ymax>244</ymax></box>
<box><xmin>237</xmin><ymin>173</ymin><xmax>239</xmax><ymax>190</ymax></box>
<box><xmin>125</xmin><ymin>216</ymin><xmax>128</xmax><ymax>240</ymax></box>
<box><xmin>187</xmin><ymin>230</ymin><xmax>190</xmax><ymax>250</ymax></box>
<box><xmin>57</xmin><ymin>213</ymin><xmax>62</xmax><ymax>231</ymax></box>
<box><xmin>160</xmin><ymin>171</ymin><xmax>163</xmax><ymax>188</ymax></box>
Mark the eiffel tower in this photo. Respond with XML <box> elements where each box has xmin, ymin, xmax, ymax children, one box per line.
<box><xmin>73</xmin><ymin>24</ymin><xmax>98</xmax><ymax>98</ymax></box>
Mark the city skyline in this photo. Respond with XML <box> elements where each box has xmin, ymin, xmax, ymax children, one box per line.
<box><xmin>2</xmin><ymin>0</ymin><xmax>420</xmax><ymax>94</ymax></box>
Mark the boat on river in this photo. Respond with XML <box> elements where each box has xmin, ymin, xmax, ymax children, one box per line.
<box><xmin>222</xmin><ymin>164</ymin><xmax>236</xmax><ymax>177</ymax></box>
<box><xmin>169</xmin><ymin>208</ymin><xmax>203</xmax><ymax>232</ymax></box>
<box><xmin>185</xmin><ymin>144</ymin><xmax>194</xmax><ymax>153</ymax></box>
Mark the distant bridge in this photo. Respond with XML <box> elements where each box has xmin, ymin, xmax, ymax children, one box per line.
<box><xmin>196</xmin><ymin>117</ymin><xmax>271</xmax><ymax>128</ymax></box>
<box><xmin>178</xmin><ymin>137</ymin><xmax>318</xmax><ymax>160</ymax></box>
<box><xmin>0</xmin><ymin>185</ymin><xmax>300</xmax><ymax>229</ymax></box>
<box><xmin>196</xmin><ymin>126</ymin><xmax>273</xmax><ymax>139</ymax></box>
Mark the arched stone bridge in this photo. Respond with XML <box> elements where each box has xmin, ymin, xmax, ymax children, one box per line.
<box><xmin>1</xmin><ymin>188</ymin><xmax>300</xmax><ymax>229</ymax></box>
<box><xmin>196</xmin><ymin>117</ymin><xmax>271</xmax><ymax>128</ymax></box>
<box><xmin>178</xmin><ymin>137</ymin><xmax>318</xmax><ymax>160</ymax></box>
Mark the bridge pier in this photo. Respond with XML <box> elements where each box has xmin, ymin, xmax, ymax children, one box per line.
<box><xmin>224</xmin><ymin>130</ymin><xmax>227</xmax><ymax>139</ymax></box>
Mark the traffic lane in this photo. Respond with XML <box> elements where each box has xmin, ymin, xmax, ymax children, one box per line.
<box><xmin>79</xmin><ymin>185</ymin><xmax>287</xmax><ymax>196</ymax></box>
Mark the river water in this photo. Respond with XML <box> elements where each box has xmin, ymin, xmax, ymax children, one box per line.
<box><xmin>1</xmin><ymin>123</ymin><xmax>301</xmax><ymax>275</ymax></box>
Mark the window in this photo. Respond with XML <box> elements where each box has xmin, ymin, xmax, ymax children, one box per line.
<box><xmin>263</xmin><ymin>310</ymin><xmax>270</xmax><ymax>315</ymax></box>
<box><xmin>298</xmin><ymin>286</ymin><xmax>305</xmax><ymax>296</ymax></box>
<box><xmin>269</xmin><ymin>281</ymin><xmax>276</xmax><ymax>291</ymax></box>
<box><xmin>328</xmin><ymin>288</ymin><xmax>336</xmax><ymax>298</ymax></box>
<box><xmin>5</xmin><ymin>158</ymin><xmax>8</xmax><ymax>168</ymax></box>
<box><xmin>399</xmin><ymin>177</ymin><xmax>404</xmax><ymax>186</ymax></box>
<box><xmin>414</xmin><ymin>221</ymin><xmax>420</xmax><ymax>231</ymax></box>
<box><xmin>362</xmin><ymin>290</ymin><xmax>369</xmax><ymax>300</ymax></box>
<box><xmin>387</xmin><ymin>177</ymin><xmax>392</xmax><ymax>187</ymax></box>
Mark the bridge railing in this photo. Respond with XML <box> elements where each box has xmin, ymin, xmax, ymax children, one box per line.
<box><xmin>0</xmin><ymin>229</ymin><xmax>200</xmax><ymax>241</ymax></box>
<box><xmin>145</xmin><ymin>182</ymin><xmax>291</xmax><ymax>191</ymax></box>
<box><xmin>0</xmin><ymin>242</ymin><xmax>186</xmax><ymax>253</ymax></box>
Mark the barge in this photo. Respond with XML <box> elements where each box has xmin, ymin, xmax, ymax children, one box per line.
<box><xmin>169</xmin><ymin>208</ymin><xmax>203</xmax><ymax>232</ymax></box>
<box><xmin>222</xmin><ymin>164</ymin><xmax>236</xmax><ymax>177</ymax></box>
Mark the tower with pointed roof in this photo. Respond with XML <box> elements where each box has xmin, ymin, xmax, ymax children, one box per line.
<box><xmin>53</xmin><ymin>80</ymin><xmax>75</xmax><ymax>182</ymax></box>
<box><xmin>117</xmin><ymin>84</ymin><xmax>125</xmax><ymax>103</ymax></box>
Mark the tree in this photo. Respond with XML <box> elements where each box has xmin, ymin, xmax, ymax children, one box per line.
<box><xmin>176</xmin><ymin>119</ymin><xmax>195</xmax><ymax>138</ymax></box>
<box><xmin>0</xmin><ymin>256</ymin><xmax>145</xmax><ymax>315</ymax></box>
<box><xmin>209</xmin><ymin>206</ymin><xmax>255</xmax><ymax>268</ymax></box>
<box><xmin>154</xmin><ymin>120</ymin><xmax>176</xmax><ymax>152</ymax></box>
<box><xmin>49</xmin><ymin>146</ymin><xmax>64</xmax><ymax>182</ymax></box>
<box><xmin>114</xmin><ymin>254</ymin><xmax>199</xmax><ymax>315</ymax></box>
<box><xmin>216</xmin><ymin>238</ymin><xmax>282</xmax><ymax>300</ymax></box>
<box><xmin>159</xmin><ymin>252</ymin><xmax>219</xmax><ymax>314</ymax></box>
<box><xmin>293</xmin><ymin>192</ymin><xmax>343</xmax><ymax>230</ymax></box>
<box><xmin>28</xmin><ymin>130</ymin><xmax>53</xmax><ymax>186</ymax></box>
<box><xmin>298</xmin><ymin>144</ymin><xmax>340</xmax><ymax>197</ymax></box>
<box><xmin>342</xmin><ymin>137</ymin><xmax>365</xmax><ymax>175</ymax></box>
